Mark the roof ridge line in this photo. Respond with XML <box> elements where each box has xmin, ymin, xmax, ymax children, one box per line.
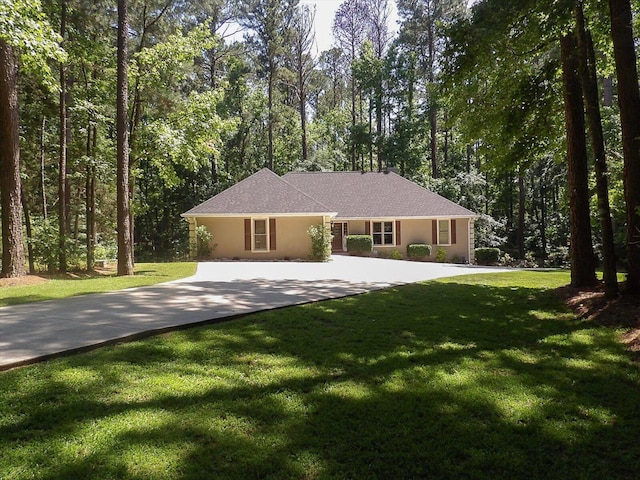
<box><xmin>279</xmin><ymin>172</ymin><xmax>335</xmax><ymax>212</ymax></box>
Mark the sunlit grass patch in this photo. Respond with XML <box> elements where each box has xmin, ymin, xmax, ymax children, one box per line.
<box><xmin>2</xmin><ymin>270</ymin><xmax>640</xmax><ymax>479</ymax></box>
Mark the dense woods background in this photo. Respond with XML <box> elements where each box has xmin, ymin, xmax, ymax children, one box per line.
<box><xmin>1</xmin><ymin>0</ymin><xmax>640</xmax><ymax>296</ymax></box>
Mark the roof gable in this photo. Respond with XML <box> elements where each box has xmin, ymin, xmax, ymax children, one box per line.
<box><xmin>183</xmin><ymin>168</ymin><xmax>333</xmax><ymax>216</ymax></box>
<box><xmin>283</xmin><ymin>171</ymin><xmax>476</xmax><ymax>218</ymax></box>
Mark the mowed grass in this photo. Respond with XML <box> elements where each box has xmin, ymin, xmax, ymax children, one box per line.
<box><xmin>0</xmin><ymin>262</ymin><xmax>196</xmax><ymax>307</ymax></box>
<box><xmin>2</xmin><ymin>271</ymin><xmax>640</xmax><ymax>479</ymax></box>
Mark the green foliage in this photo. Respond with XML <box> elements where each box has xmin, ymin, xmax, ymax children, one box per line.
<box><xmin>407</xmin><ymin>243</ymin><xmax>432</xmax><ymax>259</ymax></box>
<box><xmin>346</xmin><ymin>235</ymin><xmax>373</xmax><ymax>254</ymax></box>
<box><xmin>93</xmin><ymin>242</ymin><xmax>117</xmax><ymax>262</ymax></box>
<box><xmin>435</xmin><ymin>247</ymin><xmax>447</xmax><ymax>263</ymax></box>
<box><xmin>307</xmin><ymin>224</ymin><xmax>333</xmax><ymax>262</ymax></box>
<box><xmin>194</xmin><ymin>225</ymin><xmax>214</xmax><ymax>259</ymax></box>
<box><xmin>475</xmin><ymin>247</ymin><xmax>501</xmax><ymax>265</ymax></box>
<box><xmin>390</xmin><ymin>249</ymin><xmax>403</xmax><ymax>260</ymax></box>
<box><xmin>0</xmin><ymin>0</ymin><xmax>65</xmax><ymax>88</ymax></box>
<box><xmin>28</xmin><ymin>218</ymin><xmax>58</xmax><ymax>270</ymax></box>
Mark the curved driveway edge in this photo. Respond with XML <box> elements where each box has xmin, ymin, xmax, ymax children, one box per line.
<box><xmin>0</xmin><ymin>256</ymin><xmax>510</xmax><ymax>370</ymax></box>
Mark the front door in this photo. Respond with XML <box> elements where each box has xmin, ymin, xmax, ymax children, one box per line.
<box><xmin>331</xmin><ymin>222</ymin><xmax>344</xmax><ymax>251</ymax></box>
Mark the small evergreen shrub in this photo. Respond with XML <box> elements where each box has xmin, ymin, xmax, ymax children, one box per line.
<box><xmin>346</xmin><ymin>235</ymin><xmax>373</xmax><ymax>255</ymax></box>
<box><xmin>407</xmin><ymin>244</ymin><xmax>432</xmax><ymax>259</ymax></box>
<box><xmin>475</xmin><ymin>247</ymin><xmax>501</xmax><ymax>265</ymax></box>
<box><xmin>435</xmin><ymin>247</ymin><xmax>447</xmax><ymax>263</ymax></box>
<box><xmin>391</xmin><ymin>249</ymin><xmax>403</xmax><ymax>260</ymax></box>
<box><xmin>308</xmin><ymin>224</ymin><xmax>333</xmax><ymax>261</ymax></box>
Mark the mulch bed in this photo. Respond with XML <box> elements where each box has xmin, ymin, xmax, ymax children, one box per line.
<box><xmin>556</xmin><ymin>283</ymin><xmax>640</xmax><ymax>354</ymax></box>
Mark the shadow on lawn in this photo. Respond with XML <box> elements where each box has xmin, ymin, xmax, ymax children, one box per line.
<box><xmin>2</xmin><ymin>280</ymin><xmax>640</xmax><ymax>479</ymax></box>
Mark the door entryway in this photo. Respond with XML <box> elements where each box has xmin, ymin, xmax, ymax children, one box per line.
<box><xmin>331</xmin><ymin>222</ymin><xmax>347</xmax><ymax>252</ymax></box>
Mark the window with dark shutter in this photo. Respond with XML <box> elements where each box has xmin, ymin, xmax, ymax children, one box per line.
<box><xmin>432</xmin><ymin>220</ymin><xmax>437</xmax><ymax>244</ymax></box>
<box><xmin>395</xmin><ymin>220</ymin><xmax>401</xmax><ymax>245</ymax></box>
<box><xmin>451</xmin><ymin>219</ymin><xmax>457</xmax><ymax>244</ymax></box>
<box><xmin>269</xmin><ymin>218</ymin><xmax>276</xmax><ymax>250</ymax></box>
<box><xmin>244</xmin><ymin>219</ymin><xmax>251</xmax><ymax>250</ymax></box>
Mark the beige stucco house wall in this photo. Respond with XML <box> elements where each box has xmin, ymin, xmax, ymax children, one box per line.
<box><xmin>188</xmin><ymin>215</ymin><xmax>330</xmax><ymax>260</ymax></box>
<box><xmin>332</xmin><ymin>217</ymin><xmax>474</xmax><ymax>263</ymax></box>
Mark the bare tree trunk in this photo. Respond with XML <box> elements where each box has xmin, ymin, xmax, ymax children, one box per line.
<box><xmin>40</xmin><ymin>116</ymin><xmax>48</xmax><ymax>220</ymax></box>
<box><xmin>0</xmin><ymin>41</ymin><xmax>25</xmax><ymax>278</ymax></box>
<box><xmin>268</xmin><ymin>60</ymin><xmax>275</xmax><ymax>171</ymax></box>
<box><xmin>117</xmin><ymin>0</ymin><xmax>134</xmax><ymax>276</ymax></box>
<box><xmin>58</xmin><ymin>0</ymin><xmax>68</xmax><ymax>273</ymax></box>
<box><xmin>575</xmin><ymin>2</ymin><xmax>618</xmax><ymax>297</ymax></box>
<box><xmin>517</xmin><ymin>170</ymin><xmax>525</xmax><ymax>259</ymax></box>
<box><xmin>561</xmin><ymin>33</ymin><xmax>597</xmax><ymax>287</ymax></box>
<box><xmin>609</xmin><ymin>0</ymin><xmax>640</xmax><ymax>294</ymax></box>
<box><xmin>21</xmin><ymin>187</ymin><xmax>35</xmax><ymax>274</ymax></box>
<box><xmin>427</xmin><ymin>18</ymin><xmax>438</xmax><ymax>179</ymax></box>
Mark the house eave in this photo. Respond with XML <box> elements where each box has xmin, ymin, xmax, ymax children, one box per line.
<box><xmin>182</xmin><ymin>212</ymin><xmax>338</xmax><ymax>219</ymax></box>
<box><xmin>334</xmin><ymin>214</ymin><xmax>478</xmax><ymax>220</ymax></box>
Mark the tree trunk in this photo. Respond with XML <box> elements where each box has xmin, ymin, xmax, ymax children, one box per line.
<box><xmin>85</xmin><ymin>121</ymin><xmax>95</xmax><ymax>272</ymax></box>
<box><xmin>427</xmin><ymin>18</ymin><xmax>438</xmax><ymax>179</ymax></box>
<box><xmin>0</xmin><ymin>41</ymin><xmax>26</xmax><ymax>278</ymax></box>
<box><xmin>560</xmin><ymin>33</ymin><xmax>597</xmax><ymax>287</ymax></box>
<box><xmin>21</xmin><ymin>187</ymin><xmax>35</xmax><ymax>274</ymax></box>
<box><xmin>58</xmin><ymin>0</ymin><xmax>68</xmax><ymax>273</ymax></box>
<box><xmin>609</xmin><ymin>0</ymin><xmax>640</xmax><ymax>294</ymax></box>
<box><xmin>430</xmin><ymin>107</ymin><xmax>438</xmax><ymax>178</ymax></box>
<box><xmin>517</xmin><ymin>170</ymin><xmax>525</xmax><ymax>259</ymax></box>
<box><xmin>267</xmin><ymin>59</ymin><xmax>275</xmax><ymax>171</ymax></box>
<box><xmin>40</xmin><ymin>116</ymin><xmax>48</xmax><ymax>220</ymax></box>
<box><xmin>575</xmin><ymin>2</ymin><xmax>618</xmax><ymax>297</ymax></box>
<box><xmin>117</xmin><ymin>0</ymin><xmax>134</xmax><ymax>276</ymax></box>
<box><xmin>298</xmin><ymin>51</ymin><xmax>308</xmax><ymax>163</ymax></box>
<box><xmin>376</xmin><ymin>85</ymin><xmax>382</xmax><ymax>172</ymax></box>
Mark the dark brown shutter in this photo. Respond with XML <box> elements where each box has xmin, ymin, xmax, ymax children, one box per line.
<box><xmin>269</xmin><ymin>218</ymin><xmax>276</xmax><ymax>250</ymax></box>
<box><xmin>432</xmin><ymin>220</ymin><xmax>437</xmax><ymax>244</ymax></box>
<box><xmin>365</xmin><ymin>221</ymin><xmax>370</xmax><ymax>235</ymax></box>
<box><xmin>451</xmin><ymin>219</ymin><xmax>457</xmax><ymax>244</ymax></box>
<box><xmin>395</xmin><ymin>220</ymin><xmax>401</xmax><ymax>245</ymax></box>
<box><xmin>244</xmin><ymin>219</ymin><xmax>251</xmax><ymax>250</ymax></box>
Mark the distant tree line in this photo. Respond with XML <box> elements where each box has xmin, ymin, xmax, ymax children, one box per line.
<box><xmin>1</xmin><ymin>0</ymin><xmax>639</xmax><ymax>297</ymax></box>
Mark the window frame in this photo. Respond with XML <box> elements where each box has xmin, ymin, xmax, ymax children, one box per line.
<box><xmin>437</xmin><ymin>219</ymin><xmax>451</xmax><ymax>246</ymax></box>
<box><xmin>370</xmin><ymin>220</ymin><xmax>395</xmax><ymax>246</ymax></box>
<box><xmin>251</xmin><ymin>217</ymin><xmax>270</xmax><ymax>252</ymax></box>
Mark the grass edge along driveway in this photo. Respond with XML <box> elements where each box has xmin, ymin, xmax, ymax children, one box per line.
<box><xmin>1</xmin><ymin>270</ymin><xmax>639</xmax><ymax>480</ymax></box>
<box><xmin>0</xmin><ymin>262</ymin><xmax>197</xmax><ymax>307</ymax></box>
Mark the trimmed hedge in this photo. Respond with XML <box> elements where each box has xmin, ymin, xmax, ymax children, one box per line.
<box><xmin>346</xmin><ymin>235</ymin><xmax>373</xmax><ymax>254</ymax></box>
<box><xmin>407</xmin><ymin>244</ymin><xmax>432</xmax><ymax>259</ymax></box>
<box><xmin>475</xmin><ymin>247</ymin><xmax>501</xmax><ymax>265</ymax></box>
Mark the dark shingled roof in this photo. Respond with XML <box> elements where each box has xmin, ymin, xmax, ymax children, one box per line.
<box><xmin>183</xmin><ymin>168</ymin><xmax>334</xmax><ymax>215</ymax></box>
<box><xmin>283</xmin><ymin>171</ymin><xmax>476</xmax><ymax>218</ymax></box>
<box><xmin>183</xmin><ymin>169</ymin><xmax>476</xmax><ymax>218</ymax></box>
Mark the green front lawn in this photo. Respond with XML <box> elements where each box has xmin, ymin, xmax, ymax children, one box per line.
<box><xmin>0</xmin><ymin>262</ymin><xmax>196</xmax><ymax>307</ymax></box>
<box><xmin>1</xmin><ymin>271</ymin><xmax>639</xmax><ymax>479</ymax></box>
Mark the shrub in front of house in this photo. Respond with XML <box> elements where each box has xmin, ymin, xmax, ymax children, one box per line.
<box><xmin>435</xmin><ymin>247</ymin><xmax>447</xmax><ymax>263</ymax></box>
<box><xmin>193</xmin><ymin>225</ymin><xmax>215</xmax><ymax>259</ymax></box>
<box><xmin>346</xmin><ymin>235</ymin><xmax>373</xmax><ymax>255</ymax></box>
<box><xmin>475</xmin><ymin>247</ymin><xmax>501</xmax><ymax>265</ymax></box>
<box><xmin>407</xmin><ymin>244</ymin><xmax>432</xmax><ymax>260</ymax></box>
<box><xmin>308</xmin><ymin>224</ymin><xmax>333</xmax><ymax>262</ymax></box>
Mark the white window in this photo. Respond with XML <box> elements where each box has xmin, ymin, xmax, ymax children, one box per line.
<box><xmin>253</xmin><ymin>218</ymin><xmax>268</xmax><ymax>251</ymax></box>
<box><xmin>372</xmin><ymin>221</ymin><xmax>394</xmax><ymax>246</ymax></box>
<box><xmin>438</xmin><ymin>219</ymin><xmax>450</xmax><ymax>245</ymax></box>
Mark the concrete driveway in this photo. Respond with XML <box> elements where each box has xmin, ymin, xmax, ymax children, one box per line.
<box><xmin>0</xmin><ymin>256</ymin><xmax>509</xmax><ymax>369</ymax></box>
